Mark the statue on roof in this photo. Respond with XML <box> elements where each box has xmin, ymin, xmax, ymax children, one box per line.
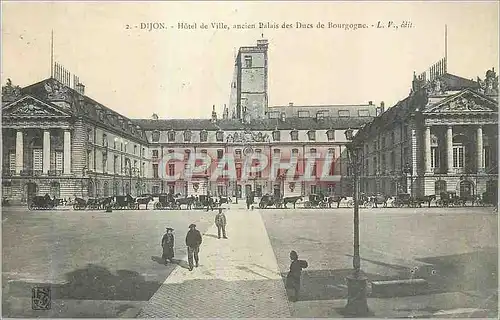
<box><xmin>426</xmin><ymin>78</ymin><xmax>446</xmax><ymax>95</ymax></box>
<box><xmin>44</xmin><ymin>79</ymin><xmax>70</xmax><ymax>100</ymax></box>
<box><xmin>2</xmin><ymin>78</ymin><xmax>22</xmax><ymax>101</ymax></box>
<box><xmin>477</xmin><ymin>68</ymin><xmax>498</xmax><ymax>95</ymax></box>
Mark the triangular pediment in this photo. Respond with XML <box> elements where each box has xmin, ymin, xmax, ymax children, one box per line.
<box><xmin>424</xmin><ymin>89</ymin><xmax>498</xmax><ymax>113</ymax></box>
<box><xmin>2</xmin><ymin>95</ymin><xmax>72</xmax><ymax>117</ymax></box>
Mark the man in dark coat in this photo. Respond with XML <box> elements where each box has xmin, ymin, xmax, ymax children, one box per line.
<box><xmin>161</xmin><ymin>227</ymin><xmax>175</xmax><ymax>264</ymax></box>
<box><xmin>215</xmin><ymin>207</ymin><xmax>227</xmax><ymax>239</ymax></box>
<box><xmin>285</xmin><ymin>250</ymin><xmax>308</xmax><ymax>302</ymax></box>
<box><xmin>206</xmin><ymin>191</ymin><xmax>214</xmax><ymax>212</ymax></box>
<box><xmin>185</xmin><ymin>223</ymin><xmax>202</xmax><ymax>271</ymax></box>
<box><xmin>246</xmin><ymin>191</ymin><xmax>254</xmax><ymax>210</ymax></box>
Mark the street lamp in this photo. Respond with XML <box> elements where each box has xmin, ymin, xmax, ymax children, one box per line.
<box><xmin>343</xmin><ymin>128</ymin><xmax>370</xmax><ymax>316</ymax></box>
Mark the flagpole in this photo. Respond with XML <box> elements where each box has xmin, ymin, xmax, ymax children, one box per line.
<box><xmin>444</xmin><ymin>25</ymin><xmax>448</xmax><ymax>73</ymax></box>
<box><xmin>50</xmin><ymin>30</ymin><xmax>54</xmax><ymax>78</ymax></box>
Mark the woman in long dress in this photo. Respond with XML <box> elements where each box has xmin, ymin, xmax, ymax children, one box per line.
<box><xmin>161</xmin><ymin>227</ymin><xmax>175</xmax><ymax>264</ymax></box>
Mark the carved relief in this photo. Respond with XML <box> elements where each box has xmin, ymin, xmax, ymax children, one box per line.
<box><xmin>430</xmin><ymin>92</ymin><xmax>492</xmax><ymax>112</ymax></box>
<box><xmin>44</xmin><ymin>80</ymin><xmax>70</xmax><ymax>100</ymax></box>
<box><xmin>8</xmin><ymin>100</ymin><xmax>53</xmax><ymax>116</ymax></box>
<box><xmin>228</xmin><ymin>130</ymin><xmax>270</xmax><ymax>143</ymax></box>
<box><xmin>426</xmin><ymin>78</ymin><xmax>447</xmax><ymax>95</ymax></box>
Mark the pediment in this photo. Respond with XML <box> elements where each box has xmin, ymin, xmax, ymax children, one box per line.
<box><xmin>424</xmin><ymin>89</ymin><xmax>497</xmax><ymax>113</ymax></box>
<box><xmin>2</xmin><ymin>95</ymin><xmax>72</xmax><ymax>118</ymax></box>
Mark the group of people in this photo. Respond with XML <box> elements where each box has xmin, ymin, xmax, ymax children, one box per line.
<box><xmin>161</xmin><ymin>207</ymin><xmax>228</xmax><ymax>271</ymax></box>
<box><xmin>160</xmin><ymin>206</ymin><xmax>308</xmax><ymax>301</ymax></box>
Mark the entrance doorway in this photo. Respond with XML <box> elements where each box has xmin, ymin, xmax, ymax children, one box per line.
<box><xmin>245</xmin><ymin>184</ymin><xmax>252</xmax><ymax>198</ymax></box>
<box><xmin>459</xmin><ymin>180</ymin><xmax>474</xmax><ymax>198</ymax></box>
<box><xmin>236</xmin><ymin>185</ymin><xmax>242</xmax><ymax>198</ymax></box>
<box><xmin>26</xmin><ymin>182</ymin><xmax>38</xmax><ymax>203</ymax></box>
<box><xmin>274</xmin><ymin>184</ymin><xmax>281</xmax><ymax>198</ymax></box>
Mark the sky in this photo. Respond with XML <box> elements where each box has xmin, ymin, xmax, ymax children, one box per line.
<box><xmin>2</xmin><ymin>1</ymin><xmax>499</xmax><ymax>120</ymax></box>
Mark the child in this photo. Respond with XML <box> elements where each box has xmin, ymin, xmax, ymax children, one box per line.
<box><xmin>285</xmin><ymin>250</ymin><xmax>308</xmax><ymax>302</ymax></box>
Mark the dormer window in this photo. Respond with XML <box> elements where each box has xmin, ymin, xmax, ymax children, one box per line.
<box><xmin>281</xmin><ymin>112</ymin><xmax>286</xmax><ymax>122</ymax></box>
<box><xmin>316</xmin><ymin>112</ymin><xmax>325</xmax><ymax>120</ymax></box>
<box><xmin>102</xmin><ymin>134</ymin><xmax>108</xmax><ymax>147</ymax></box>
<box><xmin>200</xmin><ymin>130</ymin><xmax>208</xmax><ymax>142</ymax></box>
<box><xmin>326</xmin><ymin>129</ymin><xmax>335</xmax><ymax>141</ymax></box>
<box><xmin>272</xmin><ymin>129</ymin><xmax>281</xmax><ymax>141</ymax></box>
<box><xmin>152</xmin><ymin>130</ymin><xmax>160</xmax><ymax>142</ymax></box>
<box><xmin>216</xmin><ymin>130</ymin><xmax>224</xmax><ymax>142</ymax></box>
<box><xmin>167</xmin><ymin>130</ymin><xmax>176</xmax><ymax>142</ymax></box>
<box><xmin>184</xmin><ymin>130</ymin><xmax>192</xmax><ymax>142</ymax></box>
<box><xmin>290</xmin><ymin>129</ymin><xmax>299</xmax><ymax>141</ymax></box>
<box><xmin>307</xmin><ymin>130</ymin><xmax>316</xmax><ymax>141</ymax></box>
<box><xmin>298</xmin><ymin>111</ymin><xmax>309</xmax><ymax>118</ymax></box>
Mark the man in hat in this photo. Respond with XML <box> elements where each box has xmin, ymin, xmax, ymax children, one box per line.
<box><xmin>215</xmin><ymin>207</ymin><xmax>227</xmax><ymax>239</ymax></box>
<box><xmin>246</xmin><ymin>191</ymin><xmax>254</xmax><ymax>210</ymax></box>
<box><xmin>161</xmin><ymin>227</ymin><xmax>175</xmax><ymax>264</ymax></box>
<box><xmin>185</xmin><ymin>223</ymin><xmax>202</xmax><ymax>271</ymax></box>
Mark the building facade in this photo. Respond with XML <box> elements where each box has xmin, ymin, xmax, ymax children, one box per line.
<box><xmin>2</xmin><ymin>78</ymin><xmax>151</xmax><ymax>203</ymax></box>
<box><xmin>354</xmin><ymin>69</ymin><xmax>498</xmax><ymax>199</ymax></box>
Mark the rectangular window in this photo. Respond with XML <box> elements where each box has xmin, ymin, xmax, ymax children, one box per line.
<box><xmin>168</xmin><ymin>163</ymin><xmax>175</xmax><ymax>176</ymax></box>
<box><xmin>9</xmin><ymin>152</ymin><xmax>15</xmax><ymax>172</ymax></box>
<box><xmin>484</xmin><ymin>146</ymin><xmax>491</xmax><ymax>168</ymax></box>
<box><xmin>453</xmin><ymin>146</ymin><xmax>464</xmax><ymax>168</ymax></box>
<box><xmin>391</xmin><ymin>151</ymin><xmax>396</xmax><ymax>171</ymax></box>
<box><xmin>33</xmin><ymin>149</ymin><xmax>43</xmax><ymax>171</ymax></box>
<box><xmin>338</xmin><ymin>110</ymin><xmax>350</xmax><ymax>117</ymax></box>
<box><xmin>290</xmin><ymin>131</ymin><xmax>299</xmax><ymax>141</ymax></box>
<box><xmin>152</xmin><ymin>150</ymin><xmax>159</xmax><ymax>159</ymax></box>
<box><xmin>431</xmin><ymin>147</ymin><xmax>440</xmax><ymax>168</ymax></box>
<box><xmin>381</xmin><ymin>154</ymin><xmax>386</xmax><ymax>173</ymax></box>
<box><xmin>153</xmin><ymin>164</ymin><xmax>159</xmax><ymax>178</ymax></box>
<box><xmin>298</xmin><ymin>111</ymin><xmax>310</xmax><ymax>118</ymax></box>
<box><xmin>328</xmin><ymin>184</ymin><xmax>335</xmax><ymax>195</ymax></box>
<box><xmin>358</xmin><ymin>109</ymin><xmax>370</xmax><ymax>117</ymax></box>
<box><xmin>114</xmin><ymin>155</ymin><xmax>118</xmax><ymax>173</ymax></box>
<box><xmin>217</xmin><ymin>149</ymin><xmax>224</xmax><ymax>159</ymax></box>
<box><xmin>244</xmin><ymin>55</ymin><xmax>252</xmax><ymax>68</ymax></box>
<box><xmin>268</xmin><ymin>112</ymin><xmax>280</xmax><ymax>119</ymax></box>
<box><xmin>236</xmin><ymin>165</ymin><xmax>242</xmax><ymax>179</ymax></box>
<box><xmin>310</xmin><ymin>185</ymin><xmax>317</xmax><ymax>194</ymax></box>
<box><xmin>152</xmin><ymin>185</ymin><xmax>160</xmax><ymax>194</ymax></box>
<box><xmin>217</xmin><ymin>185</ymin><xmax>225</xmax><ymax>196</ymax></box>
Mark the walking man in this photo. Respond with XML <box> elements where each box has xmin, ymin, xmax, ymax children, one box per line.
<box><xmin>161</xmin><ymin>227</ymin><xmax>175</xmax><ymax>264</ymax></box>
<box><xmin>246</xmin><ymin>191</ymin><xmax>254</xmax><ymax>210</ymax></box>
<box><xmin>215</xmin><ymin>207</ymin><xmax>227</xmax><ymax>239</ymax></box>
<box><xmin>185</xmin><ymin>223</ymin><xmax>202</xmax><ymax>271</ymax></box>
<box><xmin>206</xmin><ymin>191</ymin><xmax>214</xmax><ymax>212</ymax></box>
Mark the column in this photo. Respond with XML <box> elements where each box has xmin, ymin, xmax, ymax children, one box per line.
<box><xmin>446</xmin><ymin>126</ymin><xmax>453</xmax><ymax>173</ymax></box>
<box><xmin>15</xmin><ymin>130</ymin><xmax>24</xmax><ymax>174</ymax></box>
<box><xmin>477</xmin><ymin>125</ymin><xmax>484</xmax><ymax>173</ymax></box>
<box><xmin>424</xmin><ymin>126</ymin><xmax>432</xmax><ymax>173</ymax></box>
<box><xmin>43</xmin><ymin>130</ymin><xmax>51</xmax><ymax>174</ymax></box>
<box><xmin>63</xmin><ymin>130</ymin><xmax>71</xmax><ymax>175</ymax></box>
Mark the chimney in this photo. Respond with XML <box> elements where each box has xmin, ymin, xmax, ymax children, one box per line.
<box><xmin>257</xmin><ymin>39</ymin><xmax>269</xmax><ymax>48</ymax></box>
<box><xmin>368</xmin><ymin>101</ymin><xmax>373</xmax><ymax>105</ymax></box>
<box><xmin>288</xmin><ymin>102</ymin><xmax>294</xmax><ymax>107</ymax></box>
<box><xmin>211</xmin><ymin>105</ymin><xmax>217</xmax><ymax>122</ymax></box>
<box><xmin>223</xmin><ymin>104</ymin><xmax>229</xmax><ymax>120</ymax></box>
<box><xmin>380</xmin><ymin>101</ymin><xmax>385</xmax><ymax>113</ymax></box>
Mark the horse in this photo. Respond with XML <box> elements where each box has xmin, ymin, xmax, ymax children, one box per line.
<box><xmin>136</xmin><ymin>195</ymin><xmax>154</xmax><ymax>210</ymax></box>
<box><xmin>328</xmin><ymin>195</ymin><xmax>347</xmax><ymax>208</ymax></box>
<box><xmin>176</xmin><ymin>196</ymin><xmax>195</xmax><ymax>210</ymax></box>
<box><xmin>283</xmin><ymin>196</ymin><xmax>302</xmax><ymax>209</ymax></box>
<box><xmin>218</xmin><ymin>196</ymin><xmax>232</xmax><ymax>206</ymax></box>
<box><xmin>98</xmin><ymin>196</ymin><xmax>114</xmax><ymax>209</ymax></box>
<box><xmin>415</xmin><ymin>195</ymin><xmax>436</xmax><ymax>208</ymax></box>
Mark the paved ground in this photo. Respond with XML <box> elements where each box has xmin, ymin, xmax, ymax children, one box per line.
<box><xmin>2</xmin><ymin>207</ymin><xmax>215</xmax><ymax>317</ymax></box>
<box><xmin>2</xmin><ymin>205</ymin><xmax>498</xmax><ymax>318</ymax></box>
<box><xmin>261</xmin><ymin>206</ymin><xmax>498</xmax><ymax>317</ymax></box>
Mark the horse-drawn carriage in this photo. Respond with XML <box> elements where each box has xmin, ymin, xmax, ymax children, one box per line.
<box><xmin>436</xmin><ymin>191</ymin><xmax>465</xmax><ymax>207</ymax></box>
<box><xmin>155</xmin><ymin>193</ymin><xmax>177</xmax><ymax>210</ymax></box>
<box><xmin>259</xmin><ymin>194</ymin><xmax>283</xmax><ymax>209</ymax></box>
<box><xmin>114</xmin><ymin>195</ymin><xmax>137</xmax><ymax>210</ymax></box>
<box><xmin>359</xmin><ymin>193</ymin><xmax>390</xmax><ymax>209</ymax></box>
<box><xmin>393</xmin><ymin>193</ymin><xmax>413</xmax><ymax>208</ymax></box>
<box><xmin>303</xmin><ymin>194</ymin><xmax>328</xmax><ymax>208</ymax></box>
<box><xmin>478</xmin><ymin>191</ymin><xmax>498</xmax><ymax>207</ymax></box>
<box><xmin>28</xmin><ymin>194</ymin><xmax>59</xmax><ymax>210</ymax></box>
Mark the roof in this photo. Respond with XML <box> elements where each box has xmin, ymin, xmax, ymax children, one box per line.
<box><xmin>19</xmin><ymin>78</ymin><xmax>148</xmax><ymax>143</ymax></box>
<box><xmin>132</xmin><ymin>116</ymin><xmax>374</xmax><ymax>131</ymax></box>
<box><xmin>271</xmin><ymin>104</ymin><xmax>375</xmax><ymax>109</ymax></box>
<box><xmin>439</xmin><ymin>73</ymin><xmax>480</xmax><ymax>90</ymax></box>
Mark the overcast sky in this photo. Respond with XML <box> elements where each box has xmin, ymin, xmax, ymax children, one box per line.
<box><xmin>2</xmin><ymin>1</ymin><xmax>498</xmax><ymax>119</ymax></box>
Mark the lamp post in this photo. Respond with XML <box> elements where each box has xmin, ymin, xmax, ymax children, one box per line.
<box><xmin>344</xmin><ymin>128</ymin><xmax>370</xmax><ymax>316</ymax></box>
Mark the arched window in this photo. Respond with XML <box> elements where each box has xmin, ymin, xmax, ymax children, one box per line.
<box><xmin>167</xmin><ymin>130</ymin><xmax>176</xmax><ymax>142</ymax></box>
<box><xmin>307</xmin><ymin>130</ymin><xmax>316</xmax><ymax>141</ymax></box>
<box><xmin>272</xmin><ymin>129</ymin><xmax>280</xmax><ymax>141</ymax></box>
<box><xmin>184</xmin><ymin>130</ymin><xmax>192</xmax><ymax>142</ymax></box>
<box><xmin>290</xmin><ymin>129</ymin><xmax>298</xmax><ymax>141</ymax></box>
<box><xmin>326</xmin><ymin>129</ymin><xmax>335</xmax><ymax>141</ymax></box>
<box><xmin>216</xmin><ymin>130</ymin><xmax>224</xmax><ymax>142</ymax></box>
<box><xmin>459</xmin><ymin>180</ymin><xmax>474</xmax><ymax>198</ymax></box>
<box><xmin>435</xmin><ymin>180</ymin><xmax>447</xmax><ymax>196</ymax></box>
<box><xmin>103</xmin><ymin>181</ymin><xmax>109</xmax><ymax>197</ymax></box>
